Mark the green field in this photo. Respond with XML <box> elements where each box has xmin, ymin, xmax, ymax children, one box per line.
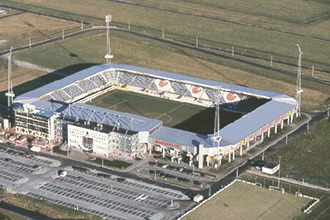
<box><xmin>12</xmin><ymin>30</ymin><xmax>330</xmax><ymax>110</ymax></box>
<box><xmin>182</xmin><ymin>181</ymin><xmax>310</xmax><ymax>220</ymax></box>
<box><xmin>89</xmin><ymin>89</ymin><xmax>243</xmax><ymax>134</ymax></box>
<box><xmin>3</xmin><ymin>0</ymin><xmax>330</xmax><ymax>71</ymax></box>
<box><xmin>0</xmin><ymin>0</ymin><xmax>329</xmax><ymax>110</ymax></box>
<box><xmin>240</xmin><ymin>174</ymin><xmax>330</xmax><ymax>220</ymax></box>
<box><xmin>267</xmin><ymin>119</ymin><xmax>330</xmax><ymax>188</ymax></box>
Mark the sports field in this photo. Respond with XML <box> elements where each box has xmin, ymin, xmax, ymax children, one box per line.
<box><xmin>89</xmin><ymin>89</ymin><xmax>243</xmax><ymax>135</ymax></box>
<box><xmin>182</xmin><ymin>181</ymin><xmax>310</xmax><ymax>220</ymax></box>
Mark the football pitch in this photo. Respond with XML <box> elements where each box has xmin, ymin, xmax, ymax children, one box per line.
<box><xmin>89</xmin><ymin>89</ymin><xmax>243</xmax><ymax>135</ymax></box>
<box><xmin>182</xmin><ymin>181</ymin><xmax>311</xmax><ymax>220</ymax></box>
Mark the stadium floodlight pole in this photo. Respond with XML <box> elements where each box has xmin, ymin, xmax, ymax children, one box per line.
<box><xmin>6</xmin><ymin>47</ymin><xmax>15</xmax><ymax>109</ymax></box>
<box><xmin>295</xmin><ymin>44</ymin><xmax>303</xmax><ymax>117</ymax></box>
<box><xmin>105</xmin><ymin>14</ymin><xmax>114</xmax><ymax>64</ymax></box>
<box><xmin>277</xmin><ymin>155</ymin><xmax>281</xmax><ymax>188</ymax></box>
<box><xmin>211</xmin><ymin>86</ymin><xmax>222</xmax><ymax>165</ymax></box>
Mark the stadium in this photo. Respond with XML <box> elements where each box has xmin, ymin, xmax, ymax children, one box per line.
<box><xmin>13</xmin><ymin>64</ymin><xmax>298</xmax><ymax>168</ymax></box>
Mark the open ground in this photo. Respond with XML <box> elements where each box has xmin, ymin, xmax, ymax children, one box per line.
<box><xmin>3</xmin><ymin>0</ymin><xmax>330</xmax><ymax>72</ymax></box>
<box><xmin>11</xmin><ymin>29</ymin><xmax>330</xmax><ymax>110</ymax></box>
<box><xmin>182</xmin><ymin>181</ymin><xmax>310</xmax><ymax>220</ymax></box>
<box><xmin>0</xmin><ymin>11</ymin><xmax>79</xmax><ymax>51</ymax></box>
<box><xmin>0</xmin><ymin>1</ymin><xmax>329</xmax><ymax>110</ymax></box>
<box><xmin>266</xmin><ymin>119</ymin><xmax>330</xmax><ymax>188</ymax></box>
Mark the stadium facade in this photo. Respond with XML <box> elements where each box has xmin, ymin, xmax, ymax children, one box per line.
<box><xmin>13</xmin><ymin>64</ymin><xmax>298</xmax><ymax>167</ymax></box>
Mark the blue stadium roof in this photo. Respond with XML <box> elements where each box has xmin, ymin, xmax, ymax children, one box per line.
<box><xmin>62</xmin><ymin>103</ymin><xmax>162</xmax><ymax>132</ymax></box>
<box><xmin>151</xmin><ymin>127</ymin><xmax>232</xmax><ymax>147</ymax></box>
<box><xmin>218</xmin><ymin>100</ymin><xmax>295</xmax><ymax>145</ymax></box>
<box><xmin>14</xmin><ymin>65</ymin><xmax>109</xmax><ymax>104</ymax></box>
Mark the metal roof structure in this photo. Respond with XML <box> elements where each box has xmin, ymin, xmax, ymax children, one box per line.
<box><xmin>151</xmin><ymin>127</ymin><xmax>232</xmax><ymax>148</ymax></box>
<box><xmin>14</xmin><ymin>64</ymin><xmax>298</xmax><ymax>148</ymax></box>
<box><xmin>62</xmin><ymin>103</ymin><xmax>162</xmax><ymax>133</ymax></box>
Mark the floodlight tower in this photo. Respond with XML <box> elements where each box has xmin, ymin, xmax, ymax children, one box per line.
<box><xmin>295</xmin><ymin>44</ymin><xmax>303</xmax><ymax>117</ymax></box>
<box><xmin>5</xmin><ymin>47</ymin><xmax>15</xmax><ymax>108</ymax></box>
<box><xmin>212</xmin><ymin>87</ymin><xmax>222</xmax><ymax>148</ymax></box>
<box><xmin>105</xmin><ymin>14</ymin><xmax>114</xmax><ymax>64</ymax></box>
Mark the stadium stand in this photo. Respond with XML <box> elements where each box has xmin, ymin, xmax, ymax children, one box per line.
<box><xmin>171</xmin><ymin>81</ymin><xmax>190</xmax><ymax>96</ymax></box>
<box><xmin>76</xmin><ymin>79</ymin><xmax>98</xmax><ymax>92</ymax></box>
<box><xmin>89</xmin><ymin>74</ymin><xmax>108</xmax><ymax>87</ymax></box>
<box><xmin>102</xmin><ymin>70</ymin><xmax>117</xmax><ymax>84</ymax></box>
<box><xmin>13</xmin><ymin>64</ymin><xmax>298</xmax><ymax>167</ymax></box>
<box><xmin>118</xmin><ymin>72</ymin><xmax>136</xmax><ymax>85</ymax></box>
<box><xmin>62</xmin><ymin>85</ymin><xmax>85</xmax><ymax>100</ymax></box>
<box><xmin>130</xmin><ymin>75</ymin><xmax>154</xmax><ymax>89</ymax></box>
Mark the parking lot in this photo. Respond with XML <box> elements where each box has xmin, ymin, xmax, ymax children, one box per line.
<box><xmin>0</xmin><ymin>145</ymin><xmax>194</xmax><ymax>220</ymax></box>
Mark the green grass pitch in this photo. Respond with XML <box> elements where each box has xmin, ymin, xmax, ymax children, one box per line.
<box><xmin>182</xmin><ymin>181</ymin><xmax>311</xmax><ymax>220</ymax></box>
<box><xmin>88</xmin><ymin>89</ymin><xmax>243</xmax><ymax>135</ymax></box>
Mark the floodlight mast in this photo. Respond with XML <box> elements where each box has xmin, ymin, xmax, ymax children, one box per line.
<box><xmin>295</xmin><ymin>44</ymin><xmax>303</xmax><ymax>117</ymax></box>
<box><xmin>211</xmin><ymin>86</ymin><xmax>222</xmax><ymax>167</ymax></box>
<box><xmin>105</xmin><ymin>14</ymin><xmax>114</xmax><ymax>64</ymax></box>
<box><xmin>213</xmin><ymin>86</ymin><xmax>222</xmax><ymax>148</ymax></box>
<box><xmin>5</xmin><ymin>47</ymin><xmax>15</xmax><ymax>108</ymax></box>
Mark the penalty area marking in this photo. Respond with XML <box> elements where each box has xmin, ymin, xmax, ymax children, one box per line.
<box><xmin>145</xmin><ymin>112</ymin><xmax>172</xmax><ymax>124</ymax></box>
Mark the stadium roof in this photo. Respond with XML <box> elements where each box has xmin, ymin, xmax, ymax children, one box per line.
<box><xmin>62</xmin><ymin>103</ymin><xmax>162</xmax><ymax>133</ymax></box>
<box><xmin>151</xmin><ymin>127</ymin><xmax>232</xmax><ymax>148</ymax></box>
<box><xmin>218</xmin><ymin>100</ymin><xmax>295</xmax><ymax>145</ymax></box>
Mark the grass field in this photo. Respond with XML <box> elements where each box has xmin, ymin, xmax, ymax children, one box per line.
<box><xmin>182</xmin><ymin>181</ymin><xmax>310</xmax><ymax>220</ymax></box>
<box><xmin>89</xmin><ymin>90</ymin><xmax>243</xmax><ymax>134</ymax></box>
<box><xmin>13</xmin><ymin>30</ymin><xmax>330</xmax><ymax>110</ymax></box>
<box><xmin>3</xmin><ymin>0</ymin><xmax>330</xmax><ymax>72</ymax></box>
<box><xmin>0</xmin><ymin>12</ymin><xmax>79</xmax><ymax>51</ymax></box>
<box><xmin>240</xmin><ymin>174</ymin><xmax>330</xmax><ymax>220</ymax></box>
<box><xmin>266</xmin><ymin>119</ymin><xmax>330</xmax><ymax>188</ymax></box>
